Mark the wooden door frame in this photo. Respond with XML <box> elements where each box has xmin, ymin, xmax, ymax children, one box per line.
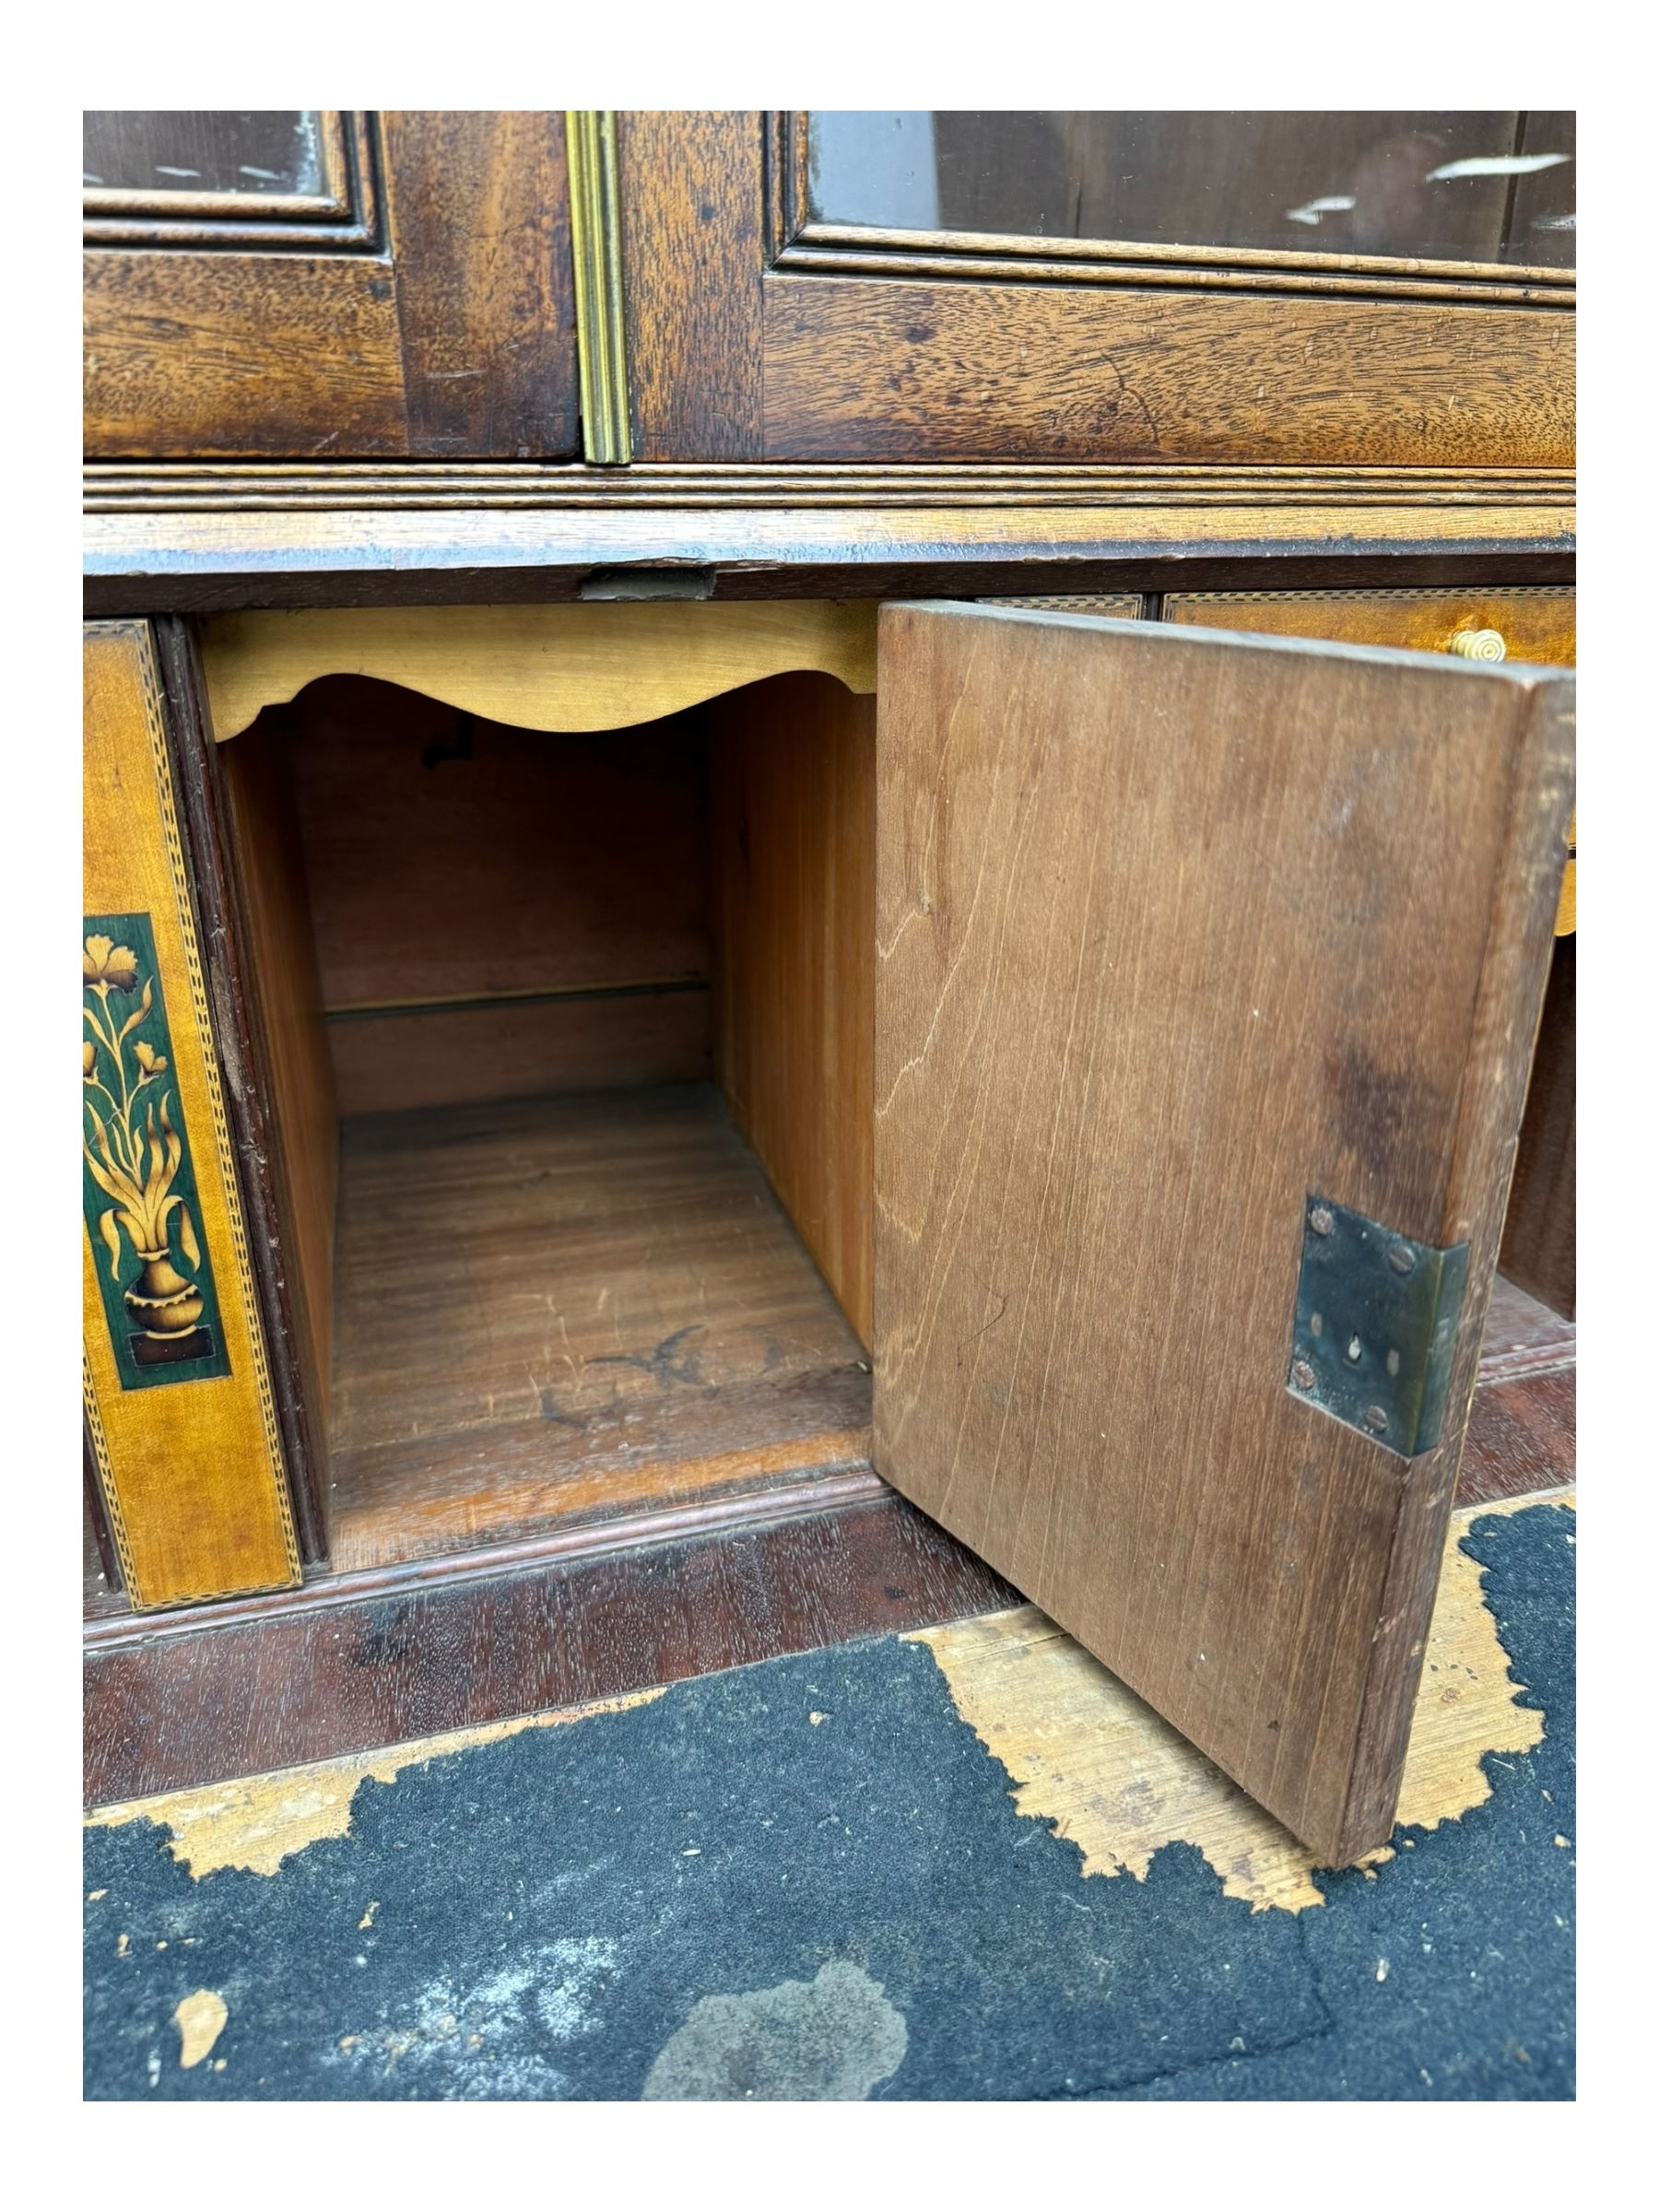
<box><xmin>83</xmin><ymin>112</ymin><xmax>580</xmax><ymax>461</ymax></box>
<box><xmin>618</xmin><ymin>112</ymin><xmax>1575</xmax><ymax>468</ymax></box>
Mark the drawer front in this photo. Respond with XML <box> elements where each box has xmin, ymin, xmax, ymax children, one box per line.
<box><xmin>1161</xmin><ymin>585</ymin><xmax>1574</xmax><ymax>666</ymax></box>
<box><xmin>1165</xmin><ymin>588</ymin><xmax>1575</xmax><ymax>934</ymax></box>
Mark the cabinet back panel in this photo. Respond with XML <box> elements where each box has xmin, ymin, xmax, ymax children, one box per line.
<box><xmin>268</xmin><ymin>677</ymin><xmax>712</xmax><ymax>1114</ymax></box>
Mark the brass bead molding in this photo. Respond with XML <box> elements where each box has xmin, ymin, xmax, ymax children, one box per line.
<box><xmin>1448</xmin><ymin>628</ymin><xmax>1507</xmax><ymax>661</ymax></box>
<box><xmin>567</xmin><ymin>112</ymin><xmax>632</xmax><ymax>466</ymax></box>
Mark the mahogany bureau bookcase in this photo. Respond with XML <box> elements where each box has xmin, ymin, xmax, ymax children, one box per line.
<box><xmin>82</xmin><ymin>112</ymin><xmax>1575</xmax><ymax>1867</ymax></box>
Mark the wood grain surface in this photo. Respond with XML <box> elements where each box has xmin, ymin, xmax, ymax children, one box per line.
<box><xmin>200</xmin><ymin>602</ymin><xmax>877</xmax><ymax>743</ymax></box>
<box><xmin>328</xmin><ymin>1085</ymin><xmax>873</xmax><ymax>1572</ymax></box>
<box><xmin>1499</xmin><ymin>937</ymin><xmax>1576</xmax><ymax>1318</ymax></box>
<box><xmin>762</xmin><ymin>278</ymin><xmax>1573</xmax><ymax>465</ymax></box>
<box><xmin>873</xmin><ymin>604</ymin><xmax>1573</xmax><ymax>1862</ymax></box>
<box><xmin>380</xmin><ymin>112</ymin><xmax>576</xmax><ymax>457</ymax></box>
<box><xmin>82</xmin><ymin>1490</ymin><xmax>1012</xmax><ymax>1806</ymax></box>
<box><xmin>326</xmin><ymin>991</ymin><xmax>712</xmax><ymax>1119</ymax></box>
<box><xmin>1459</xmin><ymin>1369</ymin><xmax>1575</xmax><ymax>1508</ymax></box>
<box><xmin>83</xmin><ymin>251</ymin><xmax>408</xmax><ymax>458</ymax></box>
<box><xmin>82</xmin><ymin>624</ymin><xmax>301</xmax><ymax>1606</ymax></box>
<box><xmin>708</xmin><ymin>674</ymin><xmax>877</xmax><ymax>1347</ymax></box>
<box><xmin>155</xmin><ymin>622</ymin><xmax>331</xmax><ymax>1560</ymax></box>
<box><xmin>216</xmin><ymin>710</ymin><xmax>340</xmax><ymax>1500</ymax></box>
<box><xmin>276</xmin><ymin>681</ymin><xmax>712</xmax><ymax>1012</ymax></box>
<box><xmin>1170</xmin><ymin>588</ymin><xmax>1579</xmax><ymax>1261</ymax></box>
<box><xmin>1163</xmin><ymin>584</ymin><xmax>1575</xmax><ymax>665</ymax></box>
<box><xmin>85</xmin><ymin>112</ymin><xmax>579</xmax><ymax>459</ymax></box>
<box><xmin>87</xmin><ymin>500</ymin><xmax>1575</xmax><ymax>617</ymax></box>
<box><xmin>618</xmin><ymin>112</ymin><xmax>765</xmax><ymax>461</ymax></box>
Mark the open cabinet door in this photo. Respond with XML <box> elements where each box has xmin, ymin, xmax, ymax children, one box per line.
<box><xmin>874</xmin><ymin>604</ymin><xmax>1573</xmax><ymax>1865</ymax></box>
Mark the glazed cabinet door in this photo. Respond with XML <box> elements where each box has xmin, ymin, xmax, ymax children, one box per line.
<box><xmin>84</xmin><ymin>112</ymin><xmax>578</xmax><ymax>458</ymax></box>
<box><xmin>872</xmin><ymin>603</ymin><xmax>1573</xmax><ymax>1862</ymax></box>
<box><xmin>630</xmin><ymin>112</ymin><xmax>1573</xmax><ymax>465</ymax></box>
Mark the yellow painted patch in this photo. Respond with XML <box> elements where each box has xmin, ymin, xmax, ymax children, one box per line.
<box><xmin>174</xmin><ymin>1988</ymin><xmax>228</xmax><ymax>2067</ymax></box>
<box><xmin>909</xmin><ymin>1491</ymin><xmax>1571</xmax><ymax>1913</ymax></box>
<box><xmin>86</xmin><ymin>1686</ymin><xmax>666</xmax><ymax>1879</ymax></box>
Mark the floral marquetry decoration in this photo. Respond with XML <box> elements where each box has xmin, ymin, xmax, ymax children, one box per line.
<box><xmin>81</xmin><ymin>913</ymin><xmax>229</xmax><ymax>1389</ymax></box>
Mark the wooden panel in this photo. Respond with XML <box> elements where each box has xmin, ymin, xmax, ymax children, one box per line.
<box><xmin>1171</xmin><ymin>588</ymin><xmax>1578</xmax><ymax>1268</ymax></box>
<box><xmin>82</xmin><ymin>623</ymin><xmax>301</xmax><ymax>1607</ymax></box>
<box><xmin>708</xmin><ymin>674</ymin><xmax>877</xmax><ymax>1347</ymax></box>
<box><xmin>152</xmin><ymin>622</ymin><xmax>327</xmax><ymax>1559</ymax></box>
<box><xmin>83</xmin><ymin>251</ymin><xmax>408</xmax><ymax>457</ymax></box>
<box><xmin>217</xmin><ymin>719</ymin><xmax>339</xmax><ymax>1479</ymax></box>
<box><xmin>381</xmin><ymin>111</ymin><xmax>577</xmax><ymax>456</ymax></box>
<box><xmin>619</xmin><ymin>111</ymin><xmax>765</xmax><ymax>461</ymax></box>
<box><xmin>1163</xmin><ymin>584</ymin><xmax>1575</xmax><ymax>664</ymax></box>
<box><xmin>328</xmin><ymin>990</ymin><xmax>711</xmax><ymax>1116</ymax></box>
<box><xmin>329</xmin><ymin>1086</ymin><xmax>873</xmax><ymax>1572</ymax></box>
<box><xmin>1479</xmin><ymin>1273</ymin><xmax>1575</xmax><ymax>1380</ymax></box>
<box><xmin>1500</xmin><ymin>937</ymin><xmax>1576</xmax><ymax>1318</ymax></box>
<box><xmin>82</xmin><ymin>1491</ymin><xmax>1013</xmax><ymax>1806</ymax></box>
<box><xmin>277</xmin><ymin>681</ymin><xmax>712</xmax><ymax>1010</ymax></box>
<box><xmin>761</xmin><ymin>276</ymin><xmax>1573</xmax><ymax>465</ymax></box>
<box><xmin>87</xmin><ymin>491</ymin><xmax>1576</xmax><ymax>618</ymax></box>
<box><xmin>873</xmin><ymin>605</ymin><xmax>1572</xmax><ymax>1863</ymax></box>
<box><xmin>1459</xmin><ymin>1368</ymin><xmax>1575</xmax><ymax>1508</ymax></box>
<box><xmin>84</xmin><ymin>112</ymin><xmax>579</xmax><ymax>460</ymax></box>
<box><xmin>200</xmin><ymin>602</ymin><xmax>877</xmax><ymax>745</ymax></box>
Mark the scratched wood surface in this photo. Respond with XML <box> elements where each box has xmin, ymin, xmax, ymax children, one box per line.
<box><xmin>873</xmin><ymin>604</ymin><xmax>1573</xmax><ymax>1862</ymax></box>
<box><xmin>1169</xmin><ymin>587</ymin><xmax>1578</xmax><ymax>1280</ymax></box>
<box><xmin>708</xmin><ymin>674</ymin><xmax>877</xmax><ymax>1348</ymax></box>
<box><xmin>328</xmin><ymin>1084</ymin><xmax>873</xmax><ymax>1572</ymax></box>
<box><xmin>85</xmin><ymin>112</ymin><xmax>578</xmax><ymax>459</ymax></box>
<box><xmin>761</xmin><ymin>279</ymin><xmax>1573</xmax><ymax>466</ymax></box>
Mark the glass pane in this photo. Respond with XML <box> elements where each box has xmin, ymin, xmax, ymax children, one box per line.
<box><xmin>806</xmin><ymin>112</ymin><xmax>1575</xmax><ymax>268</ymax></box>
<box><xmin>83</xmin><ymin>112</ymin><xmax>326</xmax><ymax>199</ymax></box>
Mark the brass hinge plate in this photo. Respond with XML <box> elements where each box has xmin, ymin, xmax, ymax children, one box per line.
<box><xmin>1286</xmin><ymin>1194</ymin><xmax>1468</xmax><ymax>1460</ymax></box>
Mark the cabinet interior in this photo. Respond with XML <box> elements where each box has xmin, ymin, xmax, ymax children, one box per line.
<box><xmin>219</xmin><ymin>668</ymin><xmax>877</xmax><ymax>1573</ymax></box>
<box><xmin>211</xmin><ymin>625</ymin><xmax>1573</xmax><ymax>1586</ymax></box>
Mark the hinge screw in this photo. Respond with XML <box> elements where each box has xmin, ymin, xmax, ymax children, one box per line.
<box><xmin>1290</xmin><ymin>1359</ymin><xmax>1316</xmax><ymax>1391</ymax></box>
<box><xmin>1364</xmin><ymin>1405</ymin><xmax>1390</xmax><ymax>1433</ymax></box>
<box><xmin>1387</xmin><ymin>1244</ymin><xmax>1416</xmax><ymax>1275</ymax></box>
<box><xmin>1310</xmin><ymin>1206</ymin><xmax>1335</xmax><ymax>1237</ymax></box>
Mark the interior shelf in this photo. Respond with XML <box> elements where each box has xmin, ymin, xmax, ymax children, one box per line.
<box><xmin>326</xmin><ymin>1082</ymin><xmax>874</xmax><ymax>1574</ymax></box>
